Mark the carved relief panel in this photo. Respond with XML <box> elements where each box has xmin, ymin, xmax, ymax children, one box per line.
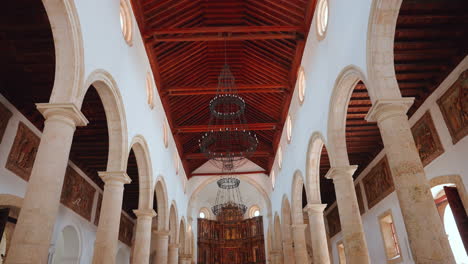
<box><xmin>411</xmin><ymin>111</ymin><xmax>444</xmax><ymax>166</ymax></box>
<box><xmin>363</xmin><ymin>157</ymin><xmax>394</xmax><ymax>209</ymax></box>
<box><xmin>60</xmin><ymin>166</ymin><xmax>96</xmax><ymax>221</ymax></box>
<box><xmin>326</xmin><ymin>206</ymin><xmax>341</xmax><ymax>238</ymax></box>
<box><xmin>119</xmin><ymin>213</ymin><xmax>134</xmax><ymax>246</ymax></box>
<box><xmin>6</xmin><ymin>122</ymin><xmax>40</xmax><ymax>181</ymax></box>
<box><xmin>0</xmin><ymin>102</ymin><xmax>12</xmax><ymax>143</ymax></box>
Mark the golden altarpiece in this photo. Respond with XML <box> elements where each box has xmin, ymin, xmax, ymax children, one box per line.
<box><xmin>197</xmin><ymin>204</ymin><xmax>266</xmax><ymax>264</ymax></box>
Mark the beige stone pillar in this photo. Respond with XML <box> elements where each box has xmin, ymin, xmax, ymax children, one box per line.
<box><xmin>132</xmin><ymin>209</ymin><xmax>156</xmax><ymax>264</ymax></box>
<box><xmin>92</xmin><ymin>172</ymin><xmax>131</xmax><ymax>264</ymax></box>
<box><xmin>282</xmin><ymin>240</ymin><xmax>294</xmax><ymax>264</ymax></box>
<box><xmin>154</xmin><ymin>230</ymin><xmax>170</xmax><ymax>264</ymax></box>
<box><xmin>304</xmin><ymin>204</ymin><xmax>331</xmax><ymax>264</ymax></box>
<box><xmin>179</xmin><ymin>255</ymin><xmax>191</xmax><ymax>264</ymax></box>
<box><xmin>366</xmin><ymin>99</ymin><xmax>455</xmax><ymax>263</ymax></box>
<box><xmin>325</xmin><ymin>166</ymin><xmax>370</xmax><ymax>264</ymax></box>
<box><xmin>291</xmin><ymin>224</ymin><xmax>309</xmax><ymax>264</ymax></box>
<box><xmin>6</xmin><ymin>103</ymin><xmax>87</xmax><ymax>264</ymax></box>
<box><xmin>168</xmin><ymin>243</ymin><xmax>179</xmax><ymax>264</ymax></box>
<box><xmin>270</xmin><ymin>250</ymin><xmax>281</xmax><ymax>264</ymax></box>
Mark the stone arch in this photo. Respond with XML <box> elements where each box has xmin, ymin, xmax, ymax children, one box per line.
<box><xmin>168</xmin><ymin>201</ymin><xmax>179</xmax><ymax>245</ymax></box>
<box><xmin>154</xmin><ymin>176</ymin><xmax>169</xmax><ymax>231</ymax></box>
<box><xmin>281</xmin><ymin>195</ymin><xmax>293</xmax><ymax>244</ymax></box>
<box><xmin>42</xmin><ymin>0</ymin><xmax>84</xmax><ymax>104</ymax></box>
<box><xmin>305</xmin><ymin>132</ymin><xmax>326</xmax><ymax>204</ymax></box>
<box><xmin>291</xmin><ymin>171</ymin><xmax>306</xmax><ymax>225</ymax></box>
<box><xmin>327</xmin><ymin>65</ymin><xmax>368</xmax><ymax>167</ymax></box>
<box><xmin>179</xmin><ymin>217</ymin><xmax>186</xmax><ymax>254</ymax></box>
<box><xmin>52</xmin><ymin>225</ymin><xmax>81</xmax><ymax>264</ymax></box>
<box><xmin>273</xmin><ymin>213</ymin><xmax>283</xmax><ymax>253</ymax></box>
<box><xmin>129</xmin><ymin>135</ymin><xmax>154</xmax><ymax>210</ymax></box>
<box><xmin>0</xmin><ymin>194</ymin><xmax>22</xmax><ymax>210</ymax></box>
<box><xmin>429</xmin><ymin>175</ymin><xmax>468</xmax><ymax>215</ymax></box>
<box><xmin>366</xmin><ymin>0</ymin><xmax>403</xmax><ymax>100</ymax></box>
<box><xmin>81</xmin><ymin>69</ymin><xmax>128</xmax><ymax>172</ymax></box>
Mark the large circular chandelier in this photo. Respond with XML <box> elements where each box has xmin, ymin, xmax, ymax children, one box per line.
<box><xmin>199</xmin><ymin>63</ymin><xmax>258</xmax><ymax>171</ymax></box>
<box><xmin>211</xmin><ymin>177</ymin><xmax>247</xmax><ymax>216</ymax></box>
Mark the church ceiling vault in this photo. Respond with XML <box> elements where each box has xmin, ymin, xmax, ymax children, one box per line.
<box><xmin>130</xmin><ymin>0</ymin><xmax>318</xmax><ymax>177</ymax></box>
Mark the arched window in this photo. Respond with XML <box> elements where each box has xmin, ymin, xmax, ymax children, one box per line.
<box><xmin>316</xmin><ymin>0</ymin><xmax>329</xmax><ymax>39</ymax></box>
<box><xmin>249</xmin><ymin>205</ymin><xmax>261</xmax><ymax>218</ymax></box>
<box><xmin>199</xmin><ymin>207</ymin><xmax>211</xmax><ymax>219</ymax></box>
<box><xmin>163</xmin><ymin>120</ymin><xmax>168</xmax><ymax>148</ymax></box>
<box><xmin>271</xmin><ymin>170</ymin><xmax>276</xmax><ymax>189</ymax></box>
<box><xmin>298</xmin><ymin>67</ymin><xmax>306</xmax><ymax>103</ymax></box>
<box><xmin>277</xmin><ymin>146</ymin><xmax>283</xmax><ymax>169</ymax></box>
<box><xmin>286</xmin><ymin>115</ymin><xmax>292</xmax><ymax>143</ymax></box>
<box><xmin>146</xmin><ymin>72</ymin><xmax>154</xmax><ymax>109</ymax></box>
<box><xmin>119</xmin><ymin>0</ymin><xmax>133</xmax><ymax>45</ymax></box>
<box><xmin>174</xmin><ymin>153</ymin><xmax>180</xmax><ymax>175</ymax></box>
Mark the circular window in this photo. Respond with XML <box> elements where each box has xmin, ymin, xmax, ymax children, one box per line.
<box><xmin>271</xmin><ymin>170</ymin><xmax>276</xmax><ymax>189</ymax></box>
<box><xmin>277</xmin><ymin>146</ymin><xmax>283</xmax><ymax>169</ymax></box>
<box><xmin>248</xmin><ymin>205</ymin><xmax>261</xmax><ymax>218</ymax></box>
<box><xmin>199</xmin><ymin>208</ymin><xmax>210</xmax><ymax>219</ymax></box>
<box><xmin>286</xmin><ymin>115</ymin><xmax>292</xmax><ymax>143</ymax></box>
<box><xmin>199</xmin><ymin>212</ymin><xmax>205</xmax><ymax>219</ymax></box>
<box><xmin>146</xmin><ymin>72</ymin><xmax>154</xmax><ymax>109</ymax></box>
<box><xmin>119</xmin><ymin>0</ymin><xmax>133</xmax><ymax>45</ymax></box>
<box><xmin>163</xmin><ymin>120</ymin><xmax>168</xmax><ymax>148</ymax></box>
<box><xmin>298</xmin><ymin>67</ymin><xmax>306</xmax><ymax>103</ymax></box>
<box><xmin>316</xmin><ymin>0</ymin><xmax>329</xmax><ymax>39</ymax></box>
<box><xmin>254</xmin><ymin>210</ymin><xmax>260</xmax><ymax>217</ymax></box>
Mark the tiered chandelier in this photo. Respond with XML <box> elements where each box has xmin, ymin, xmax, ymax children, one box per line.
<box><xmin>199</xmin><ymin>43</ymin><xmax>257</xmax><ymax>216</ymax></box>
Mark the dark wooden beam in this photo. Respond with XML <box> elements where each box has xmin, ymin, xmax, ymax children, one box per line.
<box><xmin>184</xmin><ymin>151</ymin><xmax>272</xmax><ymax>160</ymax></box>
<box><xmin>175</xmin><ymin>123</ymin><xmax>279</xmax><ymax>133</ymax></box>
<box><xmin>145</xmin><ymin>26</ymin><xmax>304</xmax><ymax>36</ymax></box>
<box><xmin>150</xmin><ymin>33</ymin><xmax>298</xmax><ymax>42</ymax></box>
<box><xmin>191</xmin><ymin>170</ymin><xmax>266</xmax><ymax>177</ymax></box>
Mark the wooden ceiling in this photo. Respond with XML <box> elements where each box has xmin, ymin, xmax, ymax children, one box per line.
<box><xmin>319</xmin><ymin>0</ymin><xmax>468</xmax><ymax>206</ymax></box>
<box><xmin>130</xmin><ymin>0</ymin><xmax>318</xmax><ymax>177</ymax></box>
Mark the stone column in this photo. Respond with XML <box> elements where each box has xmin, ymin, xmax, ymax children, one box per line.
<box><xmin>282</xmin><ymin>240</ymin><xmax>294</xmax><ymax>264</ymax></box>
<box><xmin>168</xmin><ymin>243</ymin><xmax>179</xmax><ymax>264</ymax></box>
<box><xmin>304</xmin><ymin>204</ymin><xmax>331</xmax><ymax>264</ymax></box>
<box><xmin>132</xmin><ymin>209</ymin><xmax>156</xmax><ymax>264</ymax></box>
<box><xmin>269</xmin><ymin>250</ymin><xmax>281</xmax><ymax>264</ymax></box>
<box><xmin>325</xmin><ymin>166</ymin><xmax>370</xmax><ymax>264</ymax></box>
<box><xmin>92</xmin><ymin>172</ymin><xmax>131</xmax><ymax>264</ymax></box>
<box><xmin>291</xmin><ymin>224</ymin><xmax>309</xmax><ymax>264</ymax></box>
<box><xmin>154</xmin><ymin>230</ymin><xmax>170</xmax><ymax>264</ymax></box>
<box><xmin>179</xmin><ymin>255</ymin><xmax>191</xmax><ymax>264</ymax></box>
<box><xmin>366</xmin><ymin>99</ymin><xmax>455</xmax><ymax>263</ymax></box>
<box><xmin>6</xmin><ymin>103</ymin><xmax>87</xmax><ymax>264</ymax></box>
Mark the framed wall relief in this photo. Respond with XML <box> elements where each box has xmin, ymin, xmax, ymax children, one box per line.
<box><xmin>94</xmin><ymin>193</ymin><xmax>102</xmax><ymax>226</ymax></box>
<box><xmin>6</xmin><ymin>122</ymin><xmax>40</xmax><ymax>181</ymax></box>
<box><xmin>437</xmin><ymin>69</ymin><xmax>468</xmax><ymax>144</ymax></box>
<box><xmin>60</xmin><ymin>166</ymin><xmax>96</xmax><ymax>221</ymax></box>
<box><xmin>363</xmin><ymin>157</ymin><xmax>394</xmax><ymax>209</ymax></box>
<box><xmin>326</xmin><ymin>206</ymin><xmax>341</xmax><ymax>238</ymax></box>
<box><xmin>0</xmin><ymin>102</ymin><xmax>12</xmax><ymax>143</ymax></box>
<box><xmin>355</xmin><ymin>183</ymin><xmax>365</xmax><ymax>215</ymax></box>
<box><xmin>119</xmin><ymin>213</ymin><xmax>134</xmax><ymax>246</ymax></box>
<box><xmin>411</xmin><ymin>111</ymin><xmax>444</xmax><ymax>166</ymax></box>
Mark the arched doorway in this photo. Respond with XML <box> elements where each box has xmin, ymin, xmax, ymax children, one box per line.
<box><xmin>52</xmin><ymin>226</ymin><xmax>80</xmax><ymax>264</ymax></box>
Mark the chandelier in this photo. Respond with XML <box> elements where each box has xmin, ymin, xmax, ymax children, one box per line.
<box><xmin>199</xmin><ymin>63</ymin><xmax>258</xmax><ymax>171</ymax></box>
<box><xmin>211</xmin><ymin>177</ymin><xmax>247</xmax><ymax>216</ymax></box>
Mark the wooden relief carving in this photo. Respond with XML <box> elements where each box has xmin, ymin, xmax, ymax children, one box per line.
<box><xmin>363</xmin><ymin>157</ymin><xmax>394</xmax><ymax>209</ymax></box>
<box><xmin>94</xmin><ymin>193</ymin><xmax>102</xmax><ymax>226</ymax></box>
<box><xmin>0</xmin><ymin>102</ymin><xmax>12</xmax><ymax>143</ymax></box>
<box><xmin>326</xmin><ymin>206</ymin><xmax>341</xmax><ymax>238</ymax></box>
<box><xmin>119</xmin><ymin>213</ymin><xmax>134</xmax><ymax>246</ymax></box>
<box><xmin>411</xmin><ymin>112</ymin><xmax>444</xmax><ymax>166</ymax></box>
<box><xmin>60</xmin><ymin>166</ymin><xmax>96</xmax><ymax>221</ymax></box>
<box><xmin>6</xmin><ymin>122</ymin><xmax>40</xmax><ymax>181</ymax></box>
<box><xmin>437</xmin><ymin>70</ymin><xmax>468</xmax><ymax>144</ymax></box>
<box><xmin>355</xmin><ymin>183</ymin><xmax>365</xmax><ymax>215</ymax></box>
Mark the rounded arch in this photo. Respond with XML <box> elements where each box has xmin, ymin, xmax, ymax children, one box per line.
<box><xmin>52</xmin><ymin>225</ymin><xmax>81</xmax><ymax>264</ymax></box>
<box><xmin>248</xmin><ymin>205</ymin><xmax>261</xmax><ymax>218</ymax></box>
<box><xmin>154</xmin><ymin>176</ymin><xmax>169</xmax><ymax>231</ymax></box>
<box><xmin>198</xmin><ymin>207</ymin><xmax>211</xmax><ymax>220</ymax></box>
<box><xmin>129</xmin><ymin>135</ymin><xmax>154</xmax><ymax>210</ymax></box>
<box><xmin>168</xmin><ymin>201</ymin><xmax>179</xmax><ymax>245</ymax></box>
<box><xmin>81</xmin><ymin>69</ymin><xmax>128</xmax><ymax>172</ymax></box>
<box><xmin>273</xmin><ymin>212</ymin><xmax>283</xmax><ymax>252</ymax></box>
<box><xmin>291</xmin><ymin>171</ymin><xmax>306</xmax><ymax>225</ymax></box>
<box><xmin>306</xmin><ymin>132</ymin><xmax>326</xmax><ymax>204</ymax></box>
<box><xmin>366</xmin><ymin>0</ymin><xmax>403</xmax><ymax>101</ymax></box>
<box><xmin>327</xmin><ymin>65</ymin><xmax>368</xmax><ymax>167</ymax></box>
<box><xmin>0</xmin><ymin>194</ymin><xmax>23</xmax><ymax>209</ymax></box>
<box><xmin>281</xmin><ymin>195</ymin><xmax>293</xmax><ymax>243</ymax></box>
<box><xmin>429</xmin><ymin>175</ymin><xmax>468</xmax><ymax>215</ymax></box>
<box><xmin>42</xmin><ymin>0</ymin><xmax>84</xmax><ymax>104</ymax></box>
<box><xmin>179</xmin><ymin>217</ymin><xmax>186</xmax><ymax>254</ymax></box>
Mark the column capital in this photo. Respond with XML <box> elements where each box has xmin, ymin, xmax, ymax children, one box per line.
<box><xmin>325</xmin><ymin>165</ymin><xmax>357</xmax><ymax>180</ymax></box>
<box><xmin>37</xmin><ymin>103</ymin><xmax>88</xmax><ymax>127</ymax></box>
<box><xmin>98</xmin><ymin>171</ymin><xmax>131</xmax><ymax>185</ymax></box>
<box><xmin>304</xmin><ymin>203</ymin><xmax>327</xmax><ymax>214</ymax></box>
<box><xmin>133</xmin><ymin>209</ymin><xmax>156</xmax><ymax>218</ymax></box>
<box><xmin>365</xmin><ymin>98</ymin><xmax>414</xmax><ymax>122</ymax></box>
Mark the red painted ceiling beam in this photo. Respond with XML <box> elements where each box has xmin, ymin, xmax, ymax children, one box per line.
<box><xmin>184</xmin><ymin>151</ymin><xmax>272</xmax><ymax>160</ymax></box>
<box><xmin>175</xmin><ymin>123</ymin><xmax>279</xmax><ymax>133</ymax></box>
<box><xmin>145</xmin><ymin>25</ymin><xmax>304</xmax><ymax>36</ymax></box>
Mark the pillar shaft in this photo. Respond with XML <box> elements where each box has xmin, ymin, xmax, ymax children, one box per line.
<box><xmin>292</xmin><ymin>224</ymin><xmax>309</xmax><ymax>264</ymax></box>
<box><xmin>6</xmin><ymin>104</ymin><xmax>87</xmax><ymax>264</ymax></box>
<box><xmin>282</xmin><ymin>240</ymin><xmax>294</xmax><ymax>264</ymax></box>
<box><xmin>304</xmin><ymin>204</ymin><xmax>331</xmax><ymax>264</ymax></box>
<box><xmin>366</xmin><ymin>99</ymin><xmax>455</xmax><ymax>263</ymax></box>
<box><xmin>168</xmin><ymin>244</ymin><xmax>179</xmax><ymax>264</ymax></box>
<box><xmin>132</xmin><ymin>209</ymin><xmax>156</xmax><ymax>264</ymax></box>
<box><xmin>154</xmin><ymin>230</ymin><xmax>169</xmax><ymax>264</ymax></box>
<box><xmin>92</xmin><ymin>172</ymin><xmax>131</xmax><ymax>264</ymax></box>
<box><xmin>325</xmin><ymin>166</ymin><xmax>370</xmax><ymax>264</ymax></box>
